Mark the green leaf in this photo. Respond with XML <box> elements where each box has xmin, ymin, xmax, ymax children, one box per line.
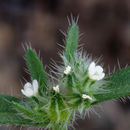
<box><xmin>93</xmin><ymin>67</ymin><xmax>130</xmax><ymax>104</ymax></box>
<box><xmin>26</xmin><ymin>49</ymin><xmax>48</xmax><ymax>95</ymax></box>
<box><xmin>0</xmin><ymin>94</ymin><xmax>42</xmax><ymax>126</ymax></box>
<box><xmin>12</xmin><ymin>102</ymin><xmax>49</xmax><ymax>125</ymax></box>
<box><xmin>65</xmin><ymin>22</ymin><xmax>79</xmax><ymax>62</ymax></box>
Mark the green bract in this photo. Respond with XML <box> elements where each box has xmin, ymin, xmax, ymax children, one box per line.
<box><xmin>0</xmin><ymin>21</ymin><xmax>130</xmax><ymax>130</ymax></box>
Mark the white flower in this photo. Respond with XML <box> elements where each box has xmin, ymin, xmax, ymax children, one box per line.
<box><xmin>88</xmin><ymin>62</ymin><xmax>105</xmax><ymax>81</ymax></box>
<box><xmin>64</xmin><ymin>66</ymin><xmax>71</xmax><ymax>75</ymax></box>
<box><xmin>82</xmin><ymin>94</ymin><xmax>92</xmax><ymax>100</ymax></box>
<box><xmin>53</xmin><ymin>85</ymin><xmax>59</xmax><ymax>93</ymax></box>
<box><xmin>21</xmin><ymin>80</ymin><xmax>39</xmax><ymax>97</ymax></box>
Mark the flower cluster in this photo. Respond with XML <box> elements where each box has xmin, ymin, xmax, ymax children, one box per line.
<box><xmin>21</xmin><ymin>62</ymin><xmax>105</xmax><ymax>98</ymax></box>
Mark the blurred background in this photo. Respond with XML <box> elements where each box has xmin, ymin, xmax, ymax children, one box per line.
<box><xmin>0</xmin><ymin>0</ymin><xmax>130</xmax><ymax>130</ymax></box>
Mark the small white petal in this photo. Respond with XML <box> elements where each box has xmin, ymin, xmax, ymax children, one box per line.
<box><xmin>88</xmin><ymin>62</ymin><xmax>96</xmax><ymax>75</ymax></box>
<box><xmin>91</xmin><ymin>75</ymin><xmax>99</xmax><ymax>80</ymax></box>
<box><xmin>21</xmin><ymin>89</ymin><xmax>26</xmax><ymax>96</ymax></box>
<box><xmin>24</xmin><ymin>82</ymin><xmax>32</xmax><ymax>90</ymax></box>
<box><xmin>25</xmin><ymin>88</ymin><xmax>34</xmax><ymax>96</ymax></box>
<box><xmin>89</xmin><ymin>62</ymin><xmax>95</xmax><ymax>69</ymax></box>
<box><xmin>82</xmin><ymin>94</ymin><xmax>92</xmax><ymax>100</ymax></box>
<box><xmin>21</xmin><ymin>80</ymin><xmax>39</xmax><ymax>97</ymax></box>
<box><xmin>88</xmin><ymin>62</ymin><xmax>105</xmax><ymax>81</ymax></box>
<box><xmin>21</xmin><ymin>87</ymin><xmax>34</xmax><ymax>97</ymax></box>
<box><xmin>32</xmin><ymin>80</ymin><xmax>39</xmax><ymax>95</ymax></box>
<box><xmin>64</xmin><ymin>66</ymin><xmax>71</xmax><ymax>75</ymax></box>
<box><xmin>53</xmin><ymin>85</ymin><xmax>59</xmax><ymax>93</ymax></box>
<box><xmin>95</xmin><ymin>66</ymin><xmax>103</xmax><ymax>73</ymax></box>
<box><xmin>98</xmin><ymin>73</ymin><xmax>105</xmax><ymax>80</ymax></box>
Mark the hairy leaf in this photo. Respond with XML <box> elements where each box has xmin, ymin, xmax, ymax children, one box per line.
<box><xmin>93</xmin><ymin>67</ymin><xmax>130</xmax><ymax>104</ymax></box>
<box><xmin>12</xmin><ymin>102</ymin><xmax>49</xmax><ymax>125</ymax></box>
<box><xmin>26</xmin><ymin>49</ymin><xmax>48</xmax><ymax>95</ymax></box>
<box><xmin>65</xmin><ymin>22</ymin><xmax>79</xmax><ymax>62</ymax></box>
<box><xmin>0</xmin><ymin>94</ymin><xmax>42</xmax><ymax>126</ymax></box>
